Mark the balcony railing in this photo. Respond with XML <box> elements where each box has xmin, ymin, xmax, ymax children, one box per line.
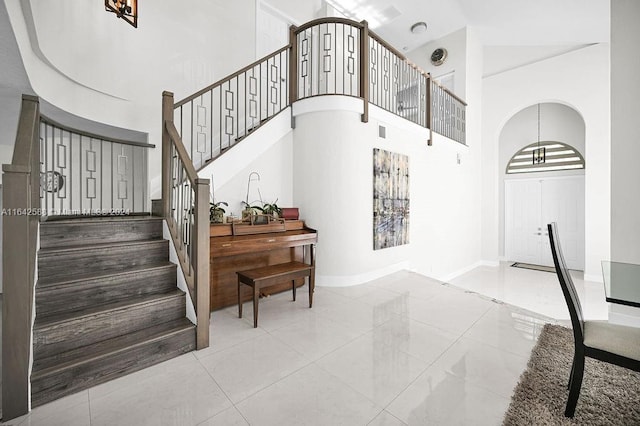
<box><xmin>293</xmin><ymin>18</ymin><xmax>364</xmax><ymax>100</ymax></box>
<box><xmin>368</xmin><ymin>31</ymin><xmax>430</xmax><ymax>128</ymax></box>
<box><xmin>170</xmin><ymin>18</ymin><xmax>467</xmax><ymax>170</ymax></box>
<box><xmin>431</xmin><ymin>80</ymin><xmax>466</xmax><ymax>144</ymax></box>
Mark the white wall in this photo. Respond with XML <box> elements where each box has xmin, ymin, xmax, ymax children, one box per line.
<box><xmin>407</xmin><ymin>28</ymin><xmax>468</xmax><ymax>100</ymax></box>
<box><xmin>210</xmin><ymin>131</ymin><xmax>294</xmax><ymax>218</ymax></box>
<box><xmin>4</xmin><ymin>0</ymin><xmax>259</xmax><ymax>198</ymax></box>
<box><xmin>261</xmin><ymin>0</ymin><xmax>322</xmax><ymax>24</ymax></box>
<box><xmin>196</xmin><ymin>106</ymin><xmax>293</xmax><ymax>214</ymax></box>
<box><xmin>291</xmin><ymin>93</ymin><xmax>482</xmax><ymax>285</ymax></box>
<box><xmin>482</xmin><ymin>43</ymin><xmax>610</xmax><ymax>281</ymax></box>
<box><xmin>611</xmin><ymin>0</ymin><xmax>640</xmax><ymax>264</ymax></box>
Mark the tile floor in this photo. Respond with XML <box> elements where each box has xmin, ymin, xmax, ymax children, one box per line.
<box><xmin>0</xmin><ymin>264</ymin><xmax>607</xmax><ymax>425</ymax></box>
<box><xmin>449</xmin><ymin>261</ymin><xmax>608</xmax><ymax>321</ymax></box>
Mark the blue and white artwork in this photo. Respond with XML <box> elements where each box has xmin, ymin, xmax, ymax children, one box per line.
<box><xmin>373</xmin><ymin>148</ymin><xmax>410</xmax><ymax>250</ymax></box>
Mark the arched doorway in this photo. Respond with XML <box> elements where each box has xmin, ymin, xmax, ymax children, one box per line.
<box><xmin>499</xmin><ymin>103</ymin><xmax>586</xmax><ymax>270</ymax></box>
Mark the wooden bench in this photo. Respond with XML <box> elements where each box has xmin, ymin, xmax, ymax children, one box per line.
<box><xmin>237</xmin><ymin>261</ymin><xmax>315</xmax><ymax>328</ymax></box>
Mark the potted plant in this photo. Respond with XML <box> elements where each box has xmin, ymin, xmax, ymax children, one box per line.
<box><xmin>262</xmin><ymin>199</ymin><xmax>282</xmax><ymax>219</ymax></box>
<box><xmin>210</xmin><ymin>201</ymin><xmax>228</xmax><ymax>223</ymax></box>
<box><xmin>241</xmin><ymin>201</ymin><xmax>264</xmax><ymax>223</ymax></box>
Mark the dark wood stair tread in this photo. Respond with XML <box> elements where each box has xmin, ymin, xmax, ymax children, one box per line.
<box><xmin>34</xmin><ymin>289</ymin><xmax>185</xmax><ymax>329</ymax></box>
<box><xmin>37</xmin><ymin>261</ymin><xmax>176</xmax><ymax>288</ymax></box>
<box><xmin>38</xmin><ymin>238</ymin><xmax>166</xmax><ymax>255</ymax></box>
<box><xmin>42</xmin><ymin>213</ymin><xmax>157</xmax><ymax>223</ymax></box>
<box><xmin>32</xmin><ymin>318</ymin><xmax>194</xmax><ymax>376</ymax></box>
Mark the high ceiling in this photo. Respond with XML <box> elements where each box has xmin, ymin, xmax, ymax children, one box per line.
<box><xmin>327</xmin><ymin>0</ymin><xmax>610</xmax><ymax>52</ymax></box>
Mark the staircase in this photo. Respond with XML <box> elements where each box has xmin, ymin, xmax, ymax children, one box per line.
<box><xmin>31</xmin><ymin>216</ymin><xmax>195</xmax><ymax>407</ymax></box>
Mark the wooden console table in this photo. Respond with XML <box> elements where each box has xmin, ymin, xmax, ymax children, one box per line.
<box><xmin>209</xmin><ymin>220</ymin><xmax>317</xmax><ymax>311</ymax></box>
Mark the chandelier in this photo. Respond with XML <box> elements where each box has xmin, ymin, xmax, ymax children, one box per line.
<box><xmin>105</xmin><ymin>0</ymin><xmax>138</xmax><ymax>28</ymax></box>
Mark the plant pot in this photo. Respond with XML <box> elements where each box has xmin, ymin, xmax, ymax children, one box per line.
<box><xmin>210</xmin><ymin>210</ymin><xmax>224</xmax><ymax>223</ymax></box>
<box><xmin>242</xmin><ymin>208</ymin><xmax>255</xmax><ymax>222</ymax></box>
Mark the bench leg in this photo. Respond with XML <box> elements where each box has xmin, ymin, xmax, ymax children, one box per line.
<box><xmin>309</xmin><ymin>274</ymin><xmax>314</xmax><ymax>308</ymax></box>
<box><xmin>238</xmin><ymin>278</ymin><xmax>243</xmax><ymax>318</ymax></box>
<box><xmin>253</xmin><ymin>285</ymin><xmax>259</xmax><ymax>328</ymax></box>
<box><xmin>292</xmin><ymin>280</ymin><xmax>296</xmax><ymax>301</ymax></box>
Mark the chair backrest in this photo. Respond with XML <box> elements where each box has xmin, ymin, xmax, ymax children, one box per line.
<box><xmin>548</xmin><ymin>222</ymin><xmax>585</xmax><ymax>344</ymax></box>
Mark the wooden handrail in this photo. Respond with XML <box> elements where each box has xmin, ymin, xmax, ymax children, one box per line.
<box><xmin>165</xmin><ymin>120</ymin><xmax>199</xmax><ymax>186</ymax></box>
<box><xmin>293</xmin><ymin>16</ymin><xmax>365</xmax><ymax>34</ymax></box>
<box><xmin>430</xmin><ymin>78</ymin><xmax>468</xmax><ymax>106</ymax></box>
<box><xmin>368</xmin><ymin>30</ymin><xmax>409</xmax><ymax>64</ymax></box>
<box><xmin>174</xmin><ymin>45</ymin><xmax>291</xmax><ymax>108</ymax></box>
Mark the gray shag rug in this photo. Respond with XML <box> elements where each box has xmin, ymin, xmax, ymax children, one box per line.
<box><xmin>503</xmin><ymin>324</ymin><xmax>640</xmax><ymax>425</ymax></box>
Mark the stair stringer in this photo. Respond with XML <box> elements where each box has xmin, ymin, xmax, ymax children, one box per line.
<box><xmin>197</xmin><ymin>106</ymin><xmax>293</xmax><ymax>190</ymax></box>
<box><xmin>162</xmin><ymin>219</ymin><xmax>197</xmax><ymax>325</ymax></box>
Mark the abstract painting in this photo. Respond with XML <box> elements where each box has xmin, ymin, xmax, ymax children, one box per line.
<box><xmin>373</xmin><ymin>148</ymin><xmax>410</xmax><ymax>250</ymax></box>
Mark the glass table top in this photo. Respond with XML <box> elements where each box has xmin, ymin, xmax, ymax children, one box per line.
<box><xmin>602</xmin><ymin>261</ymin><xmax>640</xmax><ymax>308</ymax></box>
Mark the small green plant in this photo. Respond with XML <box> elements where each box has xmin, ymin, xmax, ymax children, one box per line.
<box><xmin>210</xmin><ymin>201</ymin><xmax>228</xmax><ymax>223</ymax></box>
<box><xmin>262</xmin><ymin>199</ymin><xmax>282</xmax><ymax>218</ymax></box>
<box><xmin>241</xmin><ymin>201</ymin><xmax>264</xmax><ymax>222</ymax></box>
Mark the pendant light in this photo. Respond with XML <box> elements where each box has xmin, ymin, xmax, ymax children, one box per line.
<box><xmin>105</xmin><ymin>0</ymin><xmax>138</xmax><ymax>28</ymax></box>
<box><xmin>532</xmin><ymin>104</ymin><xmax>546</xmax><ymax>164</ymax></box>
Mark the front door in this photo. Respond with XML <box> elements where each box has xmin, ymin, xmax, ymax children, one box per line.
<box><xmin>505</xmin><ymin>176</ymin><xmax>585</xmax><ymax>270</ymax></box>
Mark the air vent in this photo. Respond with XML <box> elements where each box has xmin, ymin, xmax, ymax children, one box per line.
<box><xmin>378</xmin><ymin>125</ymin><xmax>386</xmax><ymax>139</ymax></box>
<box><xmin>381</xmin><ymin>6</ymin><xmax>401</xmax><ymax>21</ymax></box>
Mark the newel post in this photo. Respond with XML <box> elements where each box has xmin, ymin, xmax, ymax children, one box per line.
<box><xmin>426</xmin><ymin>74</ymin><xmax>433</xmax><ymax>146</ymax></box>
<box><xmin>2</xmin><ymin>94</ymin><xmax>40</xmax><ymax>421</ymax></box>
<box><xmin>161</xmin><ymin>91</ymin><xmax>174</xmax><ymax>219</ymax></box>
<box><xmin>360</xmin><ymin>20</ymin><xmax>369</xmax><ymax>123</ymax></box>
<box><xmin>194</xmin><ymin>178</ymin><xmax>210</xmax><ymax>349</ymax></box>
<box><xmin>289</xmin><ymin>25</ymin><xmax>298</xmax><ymax>105</ymax></box>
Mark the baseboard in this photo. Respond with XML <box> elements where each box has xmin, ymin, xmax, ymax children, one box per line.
<box><xmin>316</xmin><ymin>261</ymin><xmax>411</xmax><ymax>287</ymax></box>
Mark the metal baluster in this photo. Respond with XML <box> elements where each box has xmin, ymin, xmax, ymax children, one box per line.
<box><xmin>210</xmin><ymin>88</ymin><xmax>214</xmax><ymax>162</ymax></box>
<box><xmin>219</xmin><ymin>84</ymin><xmax>223</xmax><ymax>152</ymax></box>
<box><xmin>235</xmin><ymin>76</ymin><xmax>239</xmax><ymax>144</ymax></box>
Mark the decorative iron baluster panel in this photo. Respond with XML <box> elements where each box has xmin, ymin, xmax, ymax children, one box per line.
<box><xmin>39</xmin><ymin>117</ymin><xmax>149</xmax><ymax>217</ymax></box>
<box><xmin>296</xmin><ymin>22</ymin><xmax>361</xmax><ymax>99</ymax></box>
<box><xmin>168</xmin><ymin>143</ymin><xmax>194</xmax><ymax>276</ymax></box>
<box><xmin>430</xmin><ymin>81</ymin><xmax>466</xmax><ymax>145</ymax></box>
<box><xmin>368</xmin><ymin>35</ymin><xmax>428</xmax><ymax>128</ymax></box>
<box><xmin>173</xmin><ymin>48</ymin><xmax>289</xmax><ymax>170</ymax></box>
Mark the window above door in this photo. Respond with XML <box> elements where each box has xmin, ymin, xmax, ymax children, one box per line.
<box><xmin>506</xmin><ymin>141</ymin><xmax>585</xmax><ymax>174</ymax></box>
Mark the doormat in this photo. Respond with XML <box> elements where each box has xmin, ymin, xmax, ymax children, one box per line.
<box><xmin>511</xmin><ymin>262</ymin><xmax>556</xmax><ymax>273</ymax></box>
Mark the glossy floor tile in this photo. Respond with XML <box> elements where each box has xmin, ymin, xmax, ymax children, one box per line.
<box><xmin>2</xmin><ymin>268</ymin><xmax>573</xmax><ymax>425</ymax></box>
<box><xmin>449</xmin><ymin>261</ymin><xmax>608</xmax><ymax>320</ymax></box>
<box><xmin>235</xmin><ymin>364</ymin><xmax>381</xmax><ymax>426</ymax></box>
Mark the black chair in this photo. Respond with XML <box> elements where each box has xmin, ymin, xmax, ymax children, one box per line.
<box><xmin>547</xmin><ymin>222</ymin><xmax>640</xmax><ymax>417</ymax></box>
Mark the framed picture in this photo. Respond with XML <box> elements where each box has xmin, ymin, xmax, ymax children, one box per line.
<box><xmin>373</xmin><ymin>148</ymin><xmax>410</xmax><ymax>250</ymax></box>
